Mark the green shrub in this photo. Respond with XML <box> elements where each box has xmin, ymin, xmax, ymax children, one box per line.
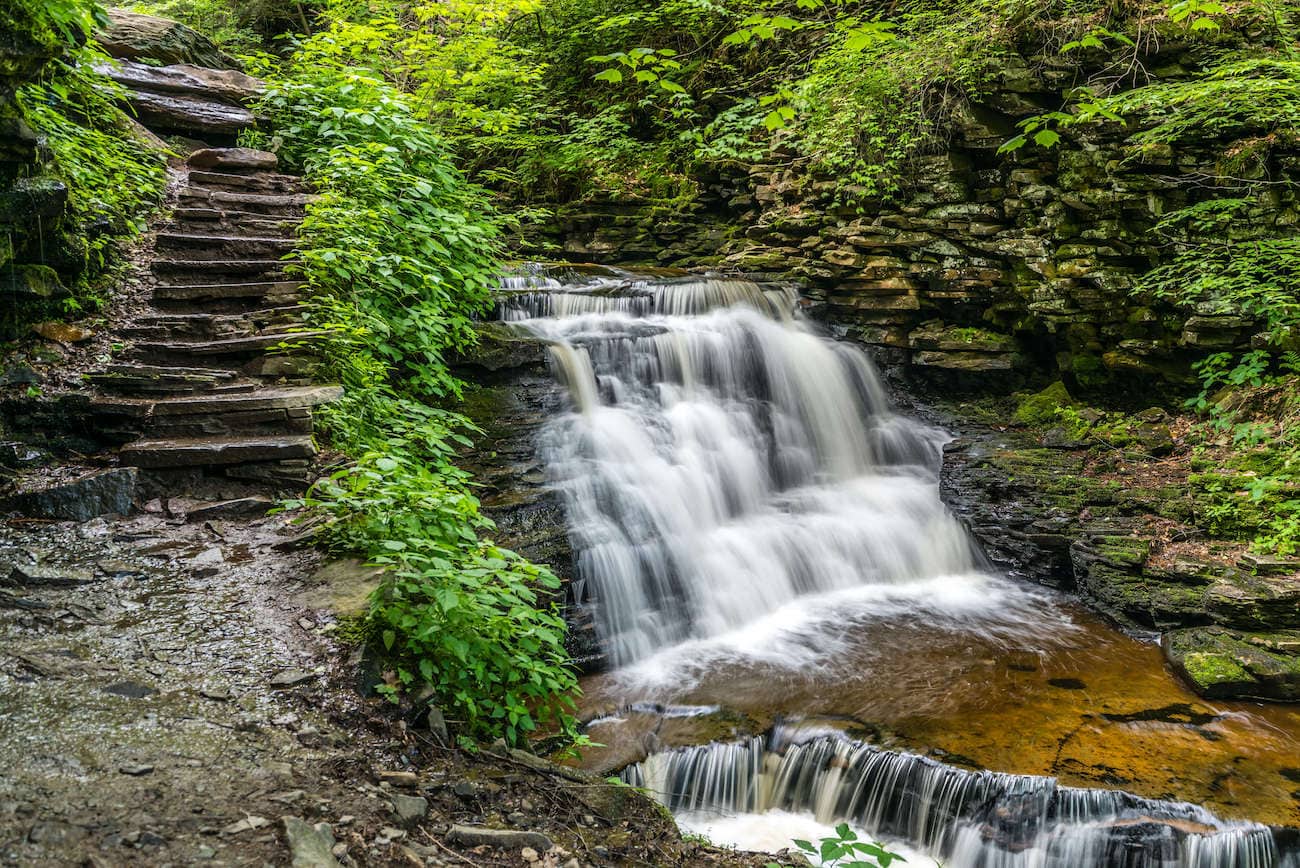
<box><xmin>257</xmin><ymin>49</ymin><xmax>580</xmax><ymax>746</ymax></box>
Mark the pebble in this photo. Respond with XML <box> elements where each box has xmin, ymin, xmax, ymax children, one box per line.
<box><xmin>221</xmin><ymin>815</ymin><xmax>271</xmax><ymax>835</ymax></box>
<box><xmin>269</xmin><ymin>669</ymin><xmax>317</xmax><ymax>688</ymax></box>
<box><xmin>379</xmin><ymin>770</ymin><xmax>419</xmax><ymax>788</ymax></box>
<box><xmin>282</xmin><ymin>816</ymin><xmax>340</xmax><ymax>868</ymax></box>
<box><xmin>119</xmin><ymin>764</ymin><xmax>154</xmax><ymax>776</ymax></box>
<box><xmin>390</xmin><ymin>794</ymin><xmax>428</xmax><ymax>823</ymax></box>
<box><xmin>451</xmin><ymin>781</ymin><xmax>476</xmax><ymax>798</ymax></box>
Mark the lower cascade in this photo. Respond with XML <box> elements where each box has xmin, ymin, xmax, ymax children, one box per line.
<box><xmin>623</xmin><ymin>726</ymin><xmax>1297</xmax><ymax>868</ymax></box>
<box><xmin>500</xmin><ymin>265</ymin><xmax>1300</xmax><ymax>866</ymax></box>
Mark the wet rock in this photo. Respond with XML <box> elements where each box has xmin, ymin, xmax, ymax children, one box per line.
<box><xmin>282</xmin><ymin>816</ymin><xmax>340</xmax><ymax>867</ymax></box>
<box><xmin>0</xmin><ymin>179</ymin><xmax>69</xmax><ymax>222</ymax></box>
<box><xmin>453</xmin><ymin>323</ymin><xmax>549</xmax><ymax>371</ymax></box>
<box><xmin>0</xmin><ymin>467</ymin><xmax>138</xmax><ymax>522</ymax></box>
<box><xmin>97</xmin><ymin>9</ymin><xmax>239</xmax><ymax>69</ymax></box>
<box><xmin>390</xmin><ymin>794</ymin><xmax>428</xmax><ymax>824</ymax></box>
<box><xmin>446</xmin><ymin>824</ymin><xmax>554</xmax><ymax>851</ymax></box>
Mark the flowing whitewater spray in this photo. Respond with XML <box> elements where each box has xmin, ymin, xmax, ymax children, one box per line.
<box><xmin>622</xmin><ymin>725</ymin><xmax>1294</xmax><ymax>868</ymax></box>
<box><xmin>501</xmin><ymin>267</ymin><xmax>1024</xmax><ymax>667</ymax></box>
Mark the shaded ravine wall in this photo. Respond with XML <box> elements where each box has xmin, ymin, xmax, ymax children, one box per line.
<box><xmin>520</xmin><ymin>43</ymin><xmax>1294</xmax><ymax>394</ymax></box>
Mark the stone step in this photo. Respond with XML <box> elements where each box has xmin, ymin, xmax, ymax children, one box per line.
<box><xmin>131</xmin><ymin>330</ymin><xmax>327</xmax><ymax>360</ymax></box>
<box><xmin>173</xmin><ymin>207</ymin><xmax>302</xmax><ymax>226</ymax></box>
<box><xmin>98</xmin><ymin>385</ymin><xmax>342</xmax><ymax>418</ymax></box>
<box><xmin>86</xmin><ymin>364</ymin><xmax>254</xmax><ymax>394</ymax></box>
<box><xmin>96</xmin><ymin>60</ymin><xmax>262</xmax><ymax>106</ymax></box>
<box><xmin>168</xmin><ymin>213</ymin><xmax>302</xmax><ymax>237</ymax></box>
<box><xmin>178</xmin><ymin>188</ymin><xmax>313</xmax><ymax>216</ymax></box>
<box><xmin>93</xmin><ymin>385</ymin><xmax>341</xmax><ymax>438</ymax></box>
<box><xmin>121</xmin><ymin>307</ymin><xmax>302</xmax><ymax>340</ymax></box>
<box><xmin>187</xmin><ymin>170</ymin><xmax>307</xmax><ymax>194</ymax></box>
<box><xmin>120</xmin><ymin>434</ymin><xmax>316</xmax><ymax>468</ymax></box>
<box><xmin>151</xmin><ymin>259</ymin><xmax>293</xmax><ymax>282</ymax></box>
<box><xmin>126</xmin><ymin>90</ymin><xmax>253</xmax><ymax>138</ymax></box>
<box><xmin>188</xmin><ymin>147</ymin><xmax>278</xmax><ymax>172</ymax></box>
<box><xmin>155</xmin><ymin>232</ymin><xmax>298</xmax><ymax>258</ymax></box>
<box><xmin>153</xmin><ymin>280</ymin><xmax>304</xmax><ymax>303</ymax></box>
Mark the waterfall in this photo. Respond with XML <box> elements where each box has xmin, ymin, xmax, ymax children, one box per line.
<box><xmin>498</xmin><ymin>266</ymin><xmax>1297</xmax><ymax>866</ymax></box>
<box><xmin>621</xmin><ymin>727</ymin><xmax>1294</xmax><ymax>868</ymax></box>
<box><xmin>504</xmin><ymin>269</ymin><xmax>1009</xmax><ymax>667</ymax></box>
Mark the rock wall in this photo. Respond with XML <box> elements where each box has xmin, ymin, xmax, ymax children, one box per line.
<box><xmin>520</xmin><ymin>40</ymin><xmax>1296</xmax><ymax>395</ymax></box>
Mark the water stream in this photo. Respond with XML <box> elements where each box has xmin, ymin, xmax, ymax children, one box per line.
<box><xmin>498</xmin><ymin>266</ymin><xmax>1300</xmax><ymax>866</ymax></box>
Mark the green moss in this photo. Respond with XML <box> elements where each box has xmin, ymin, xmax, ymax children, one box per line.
<box><xmin>1181</xmin><ymin>651</ymin><xmax>1252</xmax><ymax>687</ymax></box>
<box><xmin>1014</xmin><ymin>381</ymin><xmax>1074</xmax><ymax>425</ymax></box>
<box><xmin>1070</xmin><ymin>353</ymin><xmax>1109</xmax><ymax>389</ymax></box>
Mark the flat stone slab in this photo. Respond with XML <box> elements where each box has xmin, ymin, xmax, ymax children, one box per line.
<box><xmin>121</xmin><ymin>435</ymin><xmax>316</xmax><ymax>468</ymax></box>
<box><xmin>96</xmin><ymin>60</ymin><xmax>262</xmax><ymax>104</ymax></box>
<box><xmin>188</xmin><ymin>147</ymin><xmax>278</xmax><ymax>171</ymax></box>
<box><xmin>96</xmin><ymin>385</ymin><xmax>341</xmax><ymax>418</ymax></box>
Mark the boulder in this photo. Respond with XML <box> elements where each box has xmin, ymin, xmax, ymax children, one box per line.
<box><xmin>97</xmin><ymin>9</ymin><xmax>238</xmax><ymax>70</ymax></box>
<box><xmin>0</xmin><ymin>178</ymin><xmax>69</xmax><ymax>222</ymax></box>
<box><xmin>0</xmin><ymin>467</ymin><xmax>138</xmax><ymax>521</ymax></box>
<box><xmin>0</xmin><ymin>264</ymin><xmax>68</xmax><ymax>299</ymax></box>
<box><xmin>94</xmin><ymin>60</ymin><xmax>262</xmax><ymax>105</ymax></box>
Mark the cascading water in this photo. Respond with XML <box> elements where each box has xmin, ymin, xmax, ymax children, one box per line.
<box><xmin>501</xmin><ymin>267</ymin><xmax>1039</xmax><ymax>669</ymax></box>
<box><xmin>498</xmin><ymin>265</ymin><xmax>1300</xmax><ymax>865</ymax></box>
<box><xmin>622</xmin><ymin>725</ymin><xmax>1293</xmax><ymax>868</ymax></box>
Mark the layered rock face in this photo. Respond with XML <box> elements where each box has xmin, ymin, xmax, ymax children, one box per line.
<box><xmin>523</xmin><ymin>44</ymin><xmax>1293</xmax><ymax>392</ymax></box>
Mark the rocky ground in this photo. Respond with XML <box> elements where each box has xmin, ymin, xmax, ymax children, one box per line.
<box><xmin>0</xmin><ymin>501</ymin><xmax>777</xmax><ymax>867</ymax></box>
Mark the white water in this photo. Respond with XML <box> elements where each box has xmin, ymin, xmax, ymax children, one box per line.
<box><xmin>499</xmin><ymin>267</ymin><xmax>1296</xmax><ymax>866</ymax></box>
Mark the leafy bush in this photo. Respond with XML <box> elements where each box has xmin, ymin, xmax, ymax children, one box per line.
<box><xmin>256</xmin><ymin>49</ymin><xmax>580</xmax><ymax>745</ymax></box>
<box><xmin>17</xmin><ymin>43</ymin><xmax>167</xmax><ymax>280</ymax></box>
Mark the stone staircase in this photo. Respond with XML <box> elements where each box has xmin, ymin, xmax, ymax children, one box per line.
<box><xmin>85</xmin><ymin>140</ymin><xmax>339</xmax><ymax>493</ymax></box>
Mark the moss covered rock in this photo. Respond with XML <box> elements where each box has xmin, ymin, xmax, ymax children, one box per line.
<box><xmin>1164</xmin><ymin>627</ymin><xmax>1300</xmax><ymax>701</ymax></box>
<box><xmin>1014</xmin><ymin>381</ymin><xmax>1074</xmax><ymax>426</ymax></box>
